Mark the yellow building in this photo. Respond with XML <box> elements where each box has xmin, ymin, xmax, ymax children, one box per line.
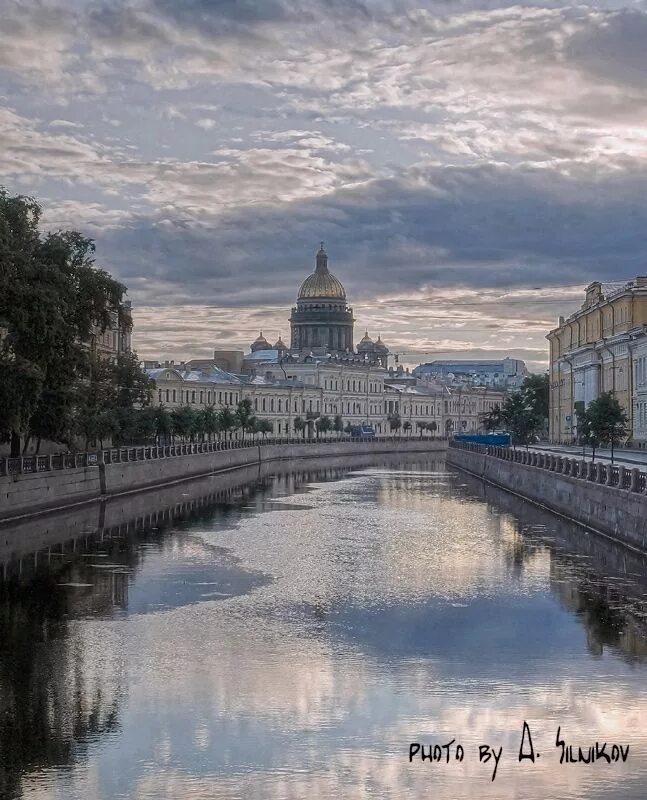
<box><xmin>547</xmin><ymin>278</ymin><xmax>647</xmax><ymax>446</ymax></box>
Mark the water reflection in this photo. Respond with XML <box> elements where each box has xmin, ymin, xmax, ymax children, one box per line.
<box><xmin>1</xmin><ymin>456</ymin><xmax>647</xmax><ymax>799</ymax></box>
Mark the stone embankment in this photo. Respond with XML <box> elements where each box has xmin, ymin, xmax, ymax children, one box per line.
<box><xmin>447</xmin><ymin>441</ymin><xmax>647</xmax><ymax>551</ymax></box>
<box><xmin>0</xmin><ymin>438</ymin><xmax>447</xmax><ymax>522</ymax></box>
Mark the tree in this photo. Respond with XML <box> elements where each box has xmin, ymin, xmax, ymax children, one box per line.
<box><xmin>585</xmin><ymin>392</ymin><xmax>629</xmax><ymax>463</ymax></box>
<box><xmin>171</xmin><ymin>406</ymin><xmax>197</xmax><ymax>441</ymax></box>
<box><xmin>520</xmin><ymin>373</ymin><xmax>549</xmax><ymax>435</ymax></box>
<box><xmin>235</xmin><ymin>398</ymin><xmax>255</xmax><ymax>440</ymax></box>
<box><xmin>480</xmin><ymin>404</ymin><xmax>502</xmax><ymax>432</ymax></box>
<box><xmin>388</xmin><ymin>413</ymin><xmax>401</xmax><ymax>437</ymax></box>
<box><xmin>257</xmin><ymin>418</ymin><xmax>273</xmax><ymax>439</ymax></box>
<box><xmin>417</xmin><ymin>421</ymin><xmax>427</xmax><ymax>438</ymax></box>
<box><xmin>316</xmin><ymin>415</ymin><xmax>332</xmax><ymax>438</ymax></box>
<box><xmin>333</xmin><ymin>414</ymin><xmax>344</xmax><ymax>439</ymax></box>
<box><xmin>154</xmin><ymin>405</ymin><xmax>172</xmax><ymax>445</ymax></box>
<box><xmin>498</xmin><ymin>392</ymin><xmax>542</xmax><ymax>449</ymax></box>
<box><xmin>428</xmin><ymin>421</ymin><xmax>438</xmax><ymax>437</ymax></box>
<box><xmin>575</xmin><ymin>405</ymin><xmax>599</xmax><ymax>462</ymax></box>
<box><xmin>294</xmin><ymin>416</ymin><xmax>306</xmax><ymax>440</ymax></box>
<box><xmin>217</xmin><ymin>406</ymin><xmax>237</xmax><ymax>440</ymax></box>
<box><xmin>200</xmin><ymin>405</ymin><xmax>219</xmax><ymax>442</ymax></box>
<box><xmin>343</xmin><ymin>422</ymin><xmax>354</xmax><ymax>436</ymax></box>
<box><xmin>403</xmin><ymin>420</ymin><xmax>412</xmax><ymax>437</ymax></box>
<box><xmin>0</xmin><ymin>189</ymin><xmax>129</xmax><ymax>455</ymax></box>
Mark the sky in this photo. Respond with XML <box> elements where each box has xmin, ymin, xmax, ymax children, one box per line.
<box><xmin>3</xmin><ymin>0</ymin><xmax>647</xmax><ymax>372</ymax></box>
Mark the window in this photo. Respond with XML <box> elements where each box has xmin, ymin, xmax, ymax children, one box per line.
<box><xmin>192</xmin><ymin>390</ymin><xmax>196</xmax><ymax>403</ymax></box>
<box><xmin>165</xmin><ymin>389</ymin><xmax>169</xmax><ymax>402</ymax></box>
<box><xmin>173</xmin><ymin>390</ymin><xmax>176</xmax><ymax>402</ymax></box>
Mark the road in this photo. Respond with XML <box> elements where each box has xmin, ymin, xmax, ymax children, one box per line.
<box><xmin>529</xmin><ymin>443</ymin><xmax>647</xmax><ymax>467</ymax></box>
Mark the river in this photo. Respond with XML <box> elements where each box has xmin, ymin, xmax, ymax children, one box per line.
<box><xmin>1</xmin><ymin>454</ymin><xmax>647</xmax><ymax>800</ymax></box>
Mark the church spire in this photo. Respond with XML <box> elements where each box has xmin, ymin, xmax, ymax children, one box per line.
<box><xmin>315</xmin><ymin>242</ymin><xmax>328</xmax><ymax>274</ymax></box>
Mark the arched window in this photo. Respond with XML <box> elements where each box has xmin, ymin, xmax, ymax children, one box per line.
<box><xmin>173</xmin><ymin>390</ymin><xmax>176</xmax><ymax>402</ymax></box>
<box><xmin>262</xmin><ymin>398</ymin><xmax>266</xmax><ymax>411</ymax></box>
<box><xmin>165</xmin><ymin>389</ymin><xmax>169</xmax><ymax>402</ymax></box>
<box><xmin>270</xmin><ymin>399</ymin><xmax>274</xmax><ymax>411</ymax></box>
<box><xmin>192</xmin><ymin>390</ymin><xmax>196</xmax><ymax>403</ymax></box>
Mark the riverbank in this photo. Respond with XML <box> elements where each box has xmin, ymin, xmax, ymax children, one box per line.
<box><xmin>447</xmin><ymin>442</ymin><xmax>647</xmax><ymax>552</ymax></box>
<box><xmin>0</xmin><ymin>438</ymin><xmax>447</xmax><ymax>523</ymax></box>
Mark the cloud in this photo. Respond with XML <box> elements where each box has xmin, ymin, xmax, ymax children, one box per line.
<box><xmin>4</xmin><ymin>0</ymin><xmax>647</xmax><ymax>368</ymax></box>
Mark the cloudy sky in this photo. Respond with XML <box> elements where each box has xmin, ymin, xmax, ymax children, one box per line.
<box><xmin>3</xmin><ymin>0</ymin><xmax>647</xmax><ymax>370</ymax></box>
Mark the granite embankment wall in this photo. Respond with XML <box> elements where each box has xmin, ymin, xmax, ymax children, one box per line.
<box><xmin>0</xmin><ymin>439</ymin><xmax>446</xmax><ymax>522</ymax></box>
<box><xmin>446</xmin><ymin>444</ymin><xmax>647</xmax><ymax>551</ymax></box>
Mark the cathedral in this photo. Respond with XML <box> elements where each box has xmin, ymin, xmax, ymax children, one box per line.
<box><xmin>250</xmin><ymin>244</ymin><xmax>388</xmax><ymax>366</ymax></box>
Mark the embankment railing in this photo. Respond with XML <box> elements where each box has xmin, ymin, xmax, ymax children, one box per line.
<box><xmin>449</xmin><ymin>441</ymin><xmax>647</xmax><ymax>495</ymax></box>
<box><xmin>1</xmin><ymin>436</ymin><xmax>447</xmax><ymax>478</ymax></box>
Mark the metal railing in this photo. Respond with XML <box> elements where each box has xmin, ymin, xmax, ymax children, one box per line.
<box><xmin>449</xmin><ymin>440</ymin><xmax>647</xmax><ymax>496</ymax></box>
<box><xmin>1</xmin><ymin>435</ymin><xmax>447</xmax><ymax>477</ymax></box>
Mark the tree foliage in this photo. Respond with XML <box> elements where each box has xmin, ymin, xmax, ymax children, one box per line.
<box><xmin>0</xmin><ymin>188</ymin><xmax>138</xmax><ymax>454</ymax></box>
<box><xmin>580</xmin><ymin>392</ymin><xmax>629</xmax><ymax>463</ymax></box>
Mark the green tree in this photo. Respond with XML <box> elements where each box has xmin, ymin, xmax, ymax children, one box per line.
<box><xmin>498</xmin><ymin>392</ymin><xmax>542</xmax><ymax>449</ymax></box>
<box><xmin>417</xmin><ymin>421</ymin><xmax>428</xmax><ymax>438</ymax></box>
<box><xmin>428</xmin><ymin>421</ymin><xmax>438</xmax><ymax>437</ymax></box>
<box><xmin>333</xmin><ymin>414</ymin><xmax>344</xmax><ymax>439</ymax></box>
<box><xmin>235</xmin><ymin>398</ymin><xmax>255</xmax><ymax>441</ymax></box>
<box><xmin>257</xmin><ymin>418</ymin><xmax>273</xmax><ymax>439</ymax></box>
<box><xmin>520</xmin><ymin>373</ymin><xmax>549</xmax><ymax>433</ymax></box>
<box><xmin>113</xmin><ymin>351</ymin><xmax>153</xmax><ymax>408</ymax></box>
<box><xmin>403</xmin><ymin>420</ymin><xmax>412</xmax><ymax>437</ymax></box>
<box><xmin>585</xmin><ymin>392</ymin><xmax>629</xmax><ymax>463</ymax></box>
<box><xmin>294</xmin><ymin>416</ymin><xmax>306</xmax><ymax>440</ymax></box>
<box><xmin>154</xmin><ymin>405</ymin><xmax>172</xmax><ymax>445</ymax></box>
<box><xmin>388</xmin><ymin>413</ymin><xmax>401</xmax><ymax>436</ymax></box>
<box><xmin>200</xmin><ymin>405</ymin><xmax>219</xmax><ymax>441</ymax></box>
<box><xmin>343</xmin><ymin>422</ymin><xmax>353</xmax><ymax>436</ymax></box>
<box><xmin>575</xmin><ymin>404</ymin><xmax>599</xmax><ymax>462</ymax></box>
<box><xmin>0</xmin><ymin>189</ymin><xmax>130</xmax><ymax>455</ymax></box>
<box><xmin>171</xmin><ymin>406</ymin><xmax>197</xmax><ymax>441</ymax></box>
<box><xmin>316</xmin><ymin>415</ymin><xmax>332</xmax><ymax>438</ymax></box>
<box><xmin>480</xmin><ymin>404</ymin><xmax>502</xmax><ymax>432</ymax></box>
<box><xmin>217</xmin><ymin>406</ymin><xmax>237</xmax><ymax>440</ymax></box>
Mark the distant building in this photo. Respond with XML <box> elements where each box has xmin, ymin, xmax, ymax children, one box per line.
<box><xmin>144</xmin><ymin>244</ymin><xmax>504</xmax><ymax>439</ymax></box>
<box><xmin>413</xmin><ymin>357</ymin><xmax>528</xmax><ymax>390</ymax></box>
<box><xmin>87</xmin><ymin>299</ymin><xmax>132</xmax><ymax>362</ymax></box>
<box><xmin>547</xmin><ymin>278</ymin><xmax>647</xmax><ymax>446</ymax></box>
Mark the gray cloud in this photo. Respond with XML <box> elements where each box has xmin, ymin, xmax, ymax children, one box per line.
<box><xmin>4</xmin><ymin>0</ymin><xmax>647</xmax><ymax>368</ymax></box>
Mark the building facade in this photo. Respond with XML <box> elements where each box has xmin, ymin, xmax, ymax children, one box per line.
<box><xmin>414</xmin><ymin>357</ymin><xmax>528</xmax><ymax>390</ymax></box>
<box><xmin>144</xmin><ymin>243</ymin><xmax>505</xmax><ymax>439</ymax></box>
<box><xmin>547</xmin><ymin>278</ymin><xmax>647</xmax><ymax>446</ymax></box>
<box><xmin>289</xmin><ymin>244</ymin><xmax>355</xmax><ymax>354</ymax></box>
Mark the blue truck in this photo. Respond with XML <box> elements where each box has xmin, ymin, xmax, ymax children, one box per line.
<box><xmin>453</xmin><ymin>432</ymin><xmax>511</xmax><ymax>446</ymax></box>
<box><xmin>350</xmin><ymin>424</ymin><xmax>376</xmax><ymax>438</ymax></box>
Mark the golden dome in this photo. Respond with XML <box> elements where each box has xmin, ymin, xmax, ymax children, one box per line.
<box><xmin>297</xmin><ymin>243</ymin><xmax>346</xmax><ymax>300</ymax></box>
<box><xmin>298</xmin><ymin>272</ymin><xmax>346</xmax><ymax>299</ymax></box>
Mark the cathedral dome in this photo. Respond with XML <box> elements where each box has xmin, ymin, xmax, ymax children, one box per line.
<box><xmin>357</xmin><ymin>330</ymin><xmax>374</xmax><ymax>352</ymax></box>
<box><xmin>297</xmin><ymin>243</ymin><xmax>346</xmax><ymax>300</ymax></box>
<box><xmin>250</xmin><ymin>331</ymin><xmax>270</xmax><ymax>352</ymax></box>
<box><xmin>375</xmin><ymin>334</ymin><xmax>388</xmax><ymax>353</ymax></box>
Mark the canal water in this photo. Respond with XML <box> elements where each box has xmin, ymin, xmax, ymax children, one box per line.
<box><xmin>2</xmin><ymin>455</ymin><xmax>647</xmax><ymax>800</ymax></box>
